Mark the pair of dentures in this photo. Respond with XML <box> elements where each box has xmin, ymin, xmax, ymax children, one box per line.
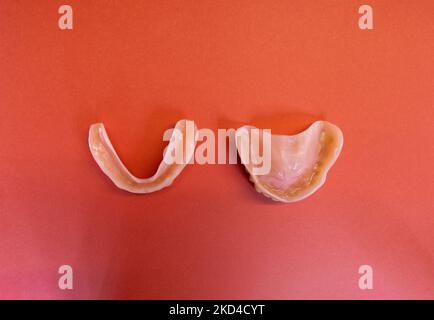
<box><xmin>88</xmin><ymin>119</ymin><xmax>343</xmax><ymax>202</ymax></box>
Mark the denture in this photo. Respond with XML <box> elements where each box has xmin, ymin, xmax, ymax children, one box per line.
<box><xmin>88</xmin><ymin>119</ymin><xmax>198</xmax><ymax>193</ymax></box>
<box><xmin>235</xmin><ymin>121</ymin><xmax>343</xmax><ymax>202</ymax></box>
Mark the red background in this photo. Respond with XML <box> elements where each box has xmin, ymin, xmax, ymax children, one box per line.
<box><xmin>1</xmin><ymin>0</ymin><xmax>433</xmax><ymax>299</ymax></box>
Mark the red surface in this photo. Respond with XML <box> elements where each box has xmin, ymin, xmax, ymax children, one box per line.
<box><xmin>1</xmin><ymin>0</ymin><xmax>433</xmax><ymax>299</ymax></box>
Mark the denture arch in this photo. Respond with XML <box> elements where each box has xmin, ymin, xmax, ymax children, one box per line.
<box><xmin>235</xmin><ymin>121</ymin><xmax>344</xmax><ymax>202</ymax></box>
<box><xmin>88</xmin><ymin>119</ymin><xmax>198</xmax><ymax>194</ymax></box>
